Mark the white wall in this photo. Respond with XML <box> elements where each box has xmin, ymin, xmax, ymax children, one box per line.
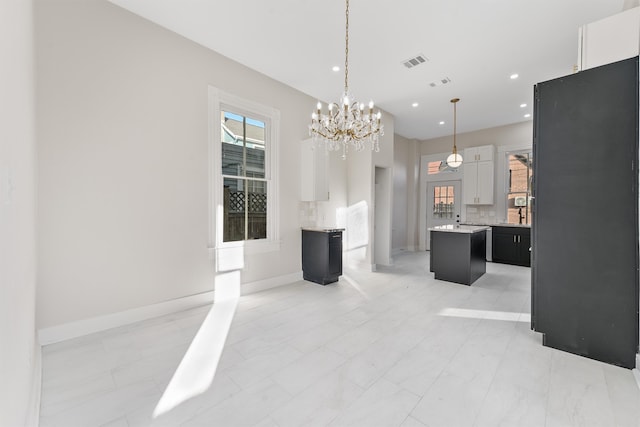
<box><xmin>0</xmin><ymin>0</ymin><xmax>40</xmax><ymax>425</ymax></box>
<box><xmin>35</xmin><ymin>0</ymin><xmax>318</xmax><ymax>329</ymax></box>
<box><xmin>343</xmin><ymin>114</ymin><xmax>394</xmax><ymax>270</ymax></box>
<box><xmin>392</xmin><ymin>134</ymin><xmax>418</xmax><ymax>253</ymax></box>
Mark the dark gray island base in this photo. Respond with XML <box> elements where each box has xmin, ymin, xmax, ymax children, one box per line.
<box><xmin>430</xmin><ymin>225</ymin><xmax>488</xmax><ymax>285</ymax></box>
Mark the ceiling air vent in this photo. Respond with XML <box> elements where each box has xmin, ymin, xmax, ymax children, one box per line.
<box><xmin>402</xmin><ymin>54</ymin><xmax>428</xmax><ymax>69</ymax></box>
<box><xmin>429</xmin><ymin>77</ymin><xmax>451</xmax><ymax>88</ymax></box>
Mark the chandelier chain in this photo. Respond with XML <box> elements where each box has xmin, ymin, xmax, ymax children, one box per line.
<box><xmin>344</xmin><ymin>0</ymin><xmax>349</xmax><ymax>92</ymax></box>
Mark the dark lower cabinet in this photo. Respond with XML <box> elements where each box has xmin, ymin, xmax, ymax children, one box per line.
<box><xmin>302</xmin><ymin>229</ymin><xmax>343</xmax><ymax>285</ymax></box>
<box><xmin>492</xmin><ymin>226</ymin><xmax>530</xmax><ymax>267</ymax></box>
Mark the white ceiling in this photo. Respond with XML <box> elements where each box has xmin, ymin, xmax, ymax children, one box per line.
<box><xmin>109</xmin><ymin>0</ymin><xmax>625</xmax><ymax>140</ymax></box>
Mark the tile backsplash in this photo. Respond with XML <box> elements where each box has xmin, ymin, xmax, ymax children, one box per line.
<box><xmin>299</xmin><ymin>201</ymin><xmax>318</xmax><ymax>228</ymax></box>
<box><xmin>465</xmin><ymin>205</ymin><xmax>498</xmax><ymax>224</ymax></box>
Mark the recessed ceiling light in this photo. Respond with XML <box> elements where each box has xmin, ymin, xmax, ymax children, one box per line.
<box><xmin>524</xmin><ymin>113</ymin><xmax>531</xmax><ymax>118</ymax></box>
<box><xmin>412</xmin><ymin>102</ymin><xmax>419</xmax><ymax>108</ymax></box>
<box><xmin>332</xmin><ymin>66</ymin><xmax>340</xmax><ymax>72</ymax></box>
<box><xmin>520</xmin><ymin>103</ymin><xmax>527</xmax><ymax>108</ymax></box>
<box><xmin>439</xmin><ymin>121</ymin><xmax>445</xmax><ymax>125</ymax></box>
<box><xmin>510</xmin><ymin>73</ymin><xmax>519</xmax><ymax>80</ymax></box>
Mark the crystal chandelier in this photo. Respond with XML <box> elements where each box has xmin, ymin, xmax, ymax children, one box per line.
<box><xmin>446</xmin><ymin>98</ymin><xmax>463</xmax><ymax>168</ymax></box>
<box><xmin>309</xmin><ymin>0</ymin><xmax>383</xmax><ymax>159</ymax></box>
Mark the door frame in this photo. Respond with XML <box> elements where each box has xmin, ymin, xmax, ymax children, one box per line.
<box><xmin>419</xmin><ymin>153</ymin><xmax>463</xmax><ymax>251</ymax></box>
<box><xmin>373</xmin><ymin>166</ymin><xmax>392</xmax><ymax>268</ymax></box>
<box><xmin>426</xmin><ymin>180</ymin><xmax>462</xmax><ymax>250</ymax></box>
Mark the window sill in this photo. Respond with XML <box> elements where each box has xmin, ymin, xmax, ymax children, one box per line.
<box><xmin>208</xmin><ymin>239</ymin><xmax>281</xmax><ymax>258</ymax></box>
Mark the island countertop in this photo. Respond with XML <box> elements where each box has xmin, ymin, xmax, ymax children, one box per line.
<box><xmin>429</xmin><ymin>224</ymin><xmax>490</xmax><ymax>234</ymax></box>
<box><xmin>301</xmin><ymin>227</ymin><xmax>345</xmax><ymax>233</ymax></box>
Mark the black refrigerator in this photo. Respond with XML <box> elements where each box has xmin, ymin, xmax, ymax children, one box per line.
<box><xmin>532</xmin><ymin>56</ymin><xmax>639</xmax><ymax>368</ymax></box>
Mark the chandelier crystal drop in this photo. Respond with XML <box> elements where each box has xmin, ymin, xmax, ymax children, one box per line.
<box><xmin>309</xmin><ymin>0</ymin><xmax>383</xmax><ymax>159</ymax></box>
<box><xmin>446</xmin><ymin>98</ymin><xmax>463</xmax><ymax>168</ymax></box>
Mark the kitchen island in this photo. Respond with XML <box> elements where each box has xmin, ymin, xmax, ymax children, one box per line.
<box><xmin>429</xmin><ymin>225</ymin><xmax>489</xmax><ymax>285</ymax></box>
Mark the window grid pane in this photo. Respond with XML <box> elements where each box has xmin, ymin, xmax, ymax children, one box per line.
<box><xmin>433</xmin><ymin>185</ymin><xmax>455</xmax><ymax>219</ymax></box>
<box><xmin>221</xmin><ymin>109</ymin><xmax>268</xmax><ymax>242</ymax></box>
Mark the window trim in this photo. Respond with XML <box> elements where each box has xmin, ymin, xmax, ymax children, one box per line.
<box><xmin>497</xmin><ymin>144</ymin><xmax>533</xmax><ymax>224</ymax></box>
<box><xmin>208</xmin><ymin>87</ymin><xmax>280</xmax><ymax>256</ymax></box>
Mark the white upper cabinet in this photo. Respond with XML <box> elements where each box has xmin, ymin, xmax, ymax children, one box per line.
<box><xmin>464</xmin><ymin>145</ymin><xmax>494</xmax><ymax>163</ymax></box>
<box><xmin>463</xmin><ymin>145</ymin><xmax>494</xmax><ymax>205</ymax></box>
<box><xmin>300</xmin><ymin>139</ymin><xmax>329</xmax><ymax>201</ymax></box>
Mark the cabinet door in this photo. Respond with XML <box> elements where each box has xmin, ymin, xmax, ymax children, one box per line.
<box><xmin>476</xmin><ymin>161</ymin><xmax>494</xmax><ymax>204</ymax></box>
<box><xmin>463</xmin><ymin>147</ymin><xmax>478</xmax><ymax>162</ymax></box>
<box><xmin>492</xmin><ymin>232</ymin><xmax>516</xmax><ymax>263</ymax></box>
<box><xmin>476</xmin><ymin>145</ymin><xmax>494</xmax><ymax>162</ymax></box>
<box><xmin>518</xmin><ymin>233</ymin><xmax>531</xmax><ymax>266</ymax></box>
<box><xmin>328</xmin><ymin>232</ymin><xmax>342</xmax><ymax>276</ymax></box>
<box><xmin>463</xmin><ymin>162</ymin><xmax>478</xmax><ymax>204</ymax></box>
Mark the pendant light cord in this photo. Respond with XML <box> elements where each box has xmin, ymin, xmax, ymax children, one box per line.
<box><xmin>451</xmin><ymin>98</ymin><xmax>460</xmax><ymax>155</ymax></box>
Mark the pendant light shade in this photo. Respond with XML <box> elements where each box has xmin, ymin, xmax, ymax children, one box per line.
<box><xmin>446</xmin><ymin>98</ymin><xmax>463</xmax><ymax>168</ymax></box>
<box><xmin>446</xmin><ymin>152</ymin><xmax>463</xmax><ymax>169</ymax></box>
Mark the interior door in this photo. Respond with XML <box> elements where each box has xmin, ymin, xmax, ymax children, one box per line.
<box><xmin>426</xmin><ymin>180</ymin><xmax>461</xmax><ymax>250</ymax></box>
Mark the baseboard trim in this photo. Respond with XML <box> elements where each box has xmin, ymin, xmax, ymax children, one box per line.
<box><xmin>634</xmin><ymin>354</ymin><xmax>640</xmax><ymax>391</ymax></box>
<box><xmin>241</xmin><ymin>271</ymin><xmax>303</xmax><ymax>295</ymax></box>
<box><xmin>38</xmin><ymin>290</ymin><xmax>215</xmax><ymax>345</ymax></box>
<box><xmin>25</xmin><ymin>339</ymin><xmax>41</xmax><ymax>427</ymax></box>
<box><xmin>37</xmin><ymin>271</ymin><xmax>303</xmax><ymax>346</ymax></box>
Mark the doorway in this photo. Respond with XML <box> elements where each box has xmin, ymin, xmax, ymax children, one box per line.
<box><xmin>374</xmin><ymin>166</ymin><xmax>391</xmax><ymax>268</ymax></box>
<box><xmin>426</xmin><ymin>180</ymin><xmax>461</xmax><ymax>250</ymax></box>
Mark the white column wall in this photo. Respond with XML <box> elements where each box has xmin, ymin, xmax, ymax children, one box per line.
<box><xmin>0</xmin><ymin>0</ymin><xmax>40</xmax><ymax>425</ymax></box>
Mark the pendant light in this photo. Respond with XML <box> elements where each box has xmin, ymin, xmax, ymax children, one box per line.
<box><xmin>446</xmin><ymin>98</ymin><xmax>463</xmax><ymax>168</ymax></box>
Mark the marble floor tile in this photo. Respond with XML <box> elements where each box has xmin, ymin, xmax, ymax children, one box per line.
<box><xmin>328</xmin><ymin>378</ymin><xmax>420</xmax><ymax>427</ymax></box>
<box><xmin>180</xmin><ymin>379</ymin><xmax>291</xmax><ymax>426</ymax></box>
<box><xmin>38</xmin><ymin>251</ymin><xmax>640</xmax><ymax>427</ymax></box>
<box><xmin>473</xmin><ymin>381</ymin><xmax>547</xmax><ymax>427</ymax></box>
<box><xmin>410</xmin><ymin>368</ymin><xmax>490</xmax><ymax>427</ymax></box>
<box><xmin>270</xmin><ymin>347</ymin><xmax>347</xmax><ymax>395</ymax></box>
<box><xmin>270</xmin><ymin>372</ymin><xmax>364</xmax><ymax>427</ymax></box>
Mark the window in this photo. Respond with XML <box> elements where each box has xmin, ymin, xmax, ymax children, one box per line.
<box><xmin>209</xmin><ymin>88</ymin><xmax>280</xmax><ymax>252</ymax></box>
<box><xmin>433</xmin><ymin>185</ymin><xmax>455</xmax><ymax>219</ymax></box>
<box><xmin>427</xmin><ymin>159</ymin><xmax>458</xmax><ymax>175</ymax></box>
<box><xmin>506</xmin><ymin>150</ymin><xmax>533</xmax><ymax>225</ymax></box>
<box><xmin>221</xmin><ymin>111</ymin><xmax>267</xmax><ymax>242</ymax></box>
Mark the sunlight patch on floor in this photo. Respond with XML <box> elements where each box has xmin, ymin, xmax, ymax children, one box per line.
<box><xmin>439</xmin><ymin>307</ymin><xmax>531</xmax><ymax>323</ymax></box>
<box><xmin>341</xmin><ymin>274</ymin><xmax>371</xmax><ymax>300</ymax></box>
<box><xmin>153</xmin><ymin>271</ymin><xmax>240</xmax><ymax>418</ymax></box>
